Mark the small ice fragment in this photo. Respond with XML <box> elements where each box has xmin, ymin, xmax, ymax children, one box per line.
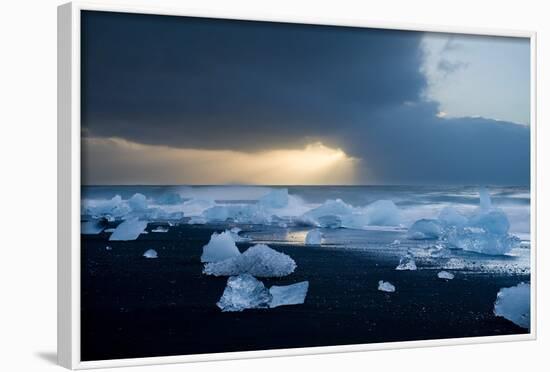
<box><xmin>269</xmin><ymin>281</ymin><xmax>309</xmax><ymax>308</ymax></box>
<box><xmin>203</xmin><ymin>244</ymin><xmax>296</xmax><ymax>277</ymax></box>
<box><xmin>494</xmin><ymin>282</ymin><xmax>530</xmax><ymax>329</ymax></box>
<box><xmin>305</xmin><ymin>229</ymin><xmax>322</xmax><ymax>245</ymax></box>
<box><xmin>200</xmin><ymin>231</ymin><xmax>241</xmax><ymax>263</ymax></box>
<box><xmin>396</xmin><ymin>254</ymin><xmax>417</xmax><ymax>271</ymax></box>
<box><xmin>109</xmin><ymin>218</ymin><xmax>148</xmax><ymax>241</ymax></box>
<box><xmin>407</xmin><ymin>219</ymin><xmax>444</xmax><ymax>240</ymax></box>
<box><xmin>437</xmin><ymin>271</ymin><xmax>454</xmax><ymax>280</ymax></box>
<box><xmin>105</xmin><ymin>245</ymin><xmax>112</xmax><ymax>251</ymax></box>
<box><xmin>217</xmin><ymin>274</ymin><xmax>272</xmax><ymax>312</ymax></box>
<box><xmin>390</xmin><ymin>240</ymin><xmax>401</xmax><ymax>246</ymax></box>
<box><xmin>143</xmin><ymin>249</ymin><xmax>158</xmax><ymax>259</ymax></box>
<box><xmin>152</xmin><ymin>226</ymin><xmax>169</xmax><ymax>233</ymax></box>
<box><xmin>378</xmin><ymin>280</ymin><xmax>396</xmax><ymax>292</ymax></box>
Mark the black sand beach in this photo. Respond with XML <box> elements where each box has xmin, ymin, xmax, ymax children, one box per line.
<box><xmin>81</xmin><ymin>224</ymin><xmax>528</xmax><ymax>361</ymax></box>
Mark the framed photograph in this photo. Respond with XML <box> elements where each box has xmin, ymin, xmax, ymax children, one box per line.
<box><xmin>58</xmin><ymin>1</ymin><xmax>536</xmax><ymax>369</ymax></box>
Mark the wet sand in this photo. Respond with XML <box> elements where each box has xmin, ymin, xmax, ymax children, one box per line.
<box><xmin>81</xmin><ymin>224</ymin><xmax>528</xmax><ymax>361</ymax></box>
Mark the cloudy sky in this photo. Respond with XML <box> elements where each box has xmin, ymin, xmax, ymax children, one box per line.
<box><xmin>81</xmin><ymin>11</ymin><xmax>530</xmax><ymax>186</ymax></box>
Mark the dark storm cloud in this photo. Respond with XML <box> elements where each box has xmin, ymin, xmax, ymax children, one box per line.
<box><xmin>81</xmin><ymin>11</ymin><xmax>425</xmax><ymax>149</ymax></box>
<box><xmin>81</xmin><ymin>11</ymin><xmax>530</xmax><ymax>185</ymax></box>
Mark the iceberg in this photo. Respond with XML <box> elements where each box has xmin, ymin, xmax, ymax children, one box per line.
<box><xmin>258</xmin><ymin>188</ymin><xmax>289</xmax><ymax>209</ymax></box>
<box><xmin>408</xmin><ymin>188</ymin><xmax>519</xmax><ymax>255</ymax></box>
<box><xmin>437</xmin><ymin>271</ymin><xmax>454</xmax><ymax>280</ymax></box>
<box><xmin>363</xmin><ymin>200</ymin><xmax>401</xmax><ymax>226</ymax></box>
<box><xmin>438</xmin><ymin>207</ymin><xmax>468</xmax><ymax>228</ymax></box>
<box><xmin>269</xmin><ymin>281</ymin><xmax>309</xmax><ymax>308</ymax></box>
<box><xmin>216</xmin><ymin>274</ymin><xmax>272</xmax><ymax>312</ymax></box>
<box><xmin>407</xmin><ymin>219</ymin><xmax>444</xmax><ymax>240</ymax></box>
<box><xmin>105</xmin><ymin>245</ymin><xmax>112</xmax><ymax>251</ymax></box>
<box><xmin>299</xmin><ymin>199</ymin><xmax>354</xmax><ymax>227</ymax></box>
<box><xmin>200</xmin><ymin>231</ymin><xmax>241</xmax><ymax>263</ymax></box>
<box><xmin>445</xmin><ymin>226</ymin><xmax>520</xmax><ymax>255</ymax></box>
<box><xmin>151</xmin><ymin>226</ymin><xmax>169</xmax><ymax>233</ymax></box>
<box><xmin>494</xmin><ymin>282</ymin><xmax>530</xmax><ymax>329</ymax></box>
<box><xmin>181</xmin><ymin>199</ymin><xmax>215</xmax><ymax>217</ymax></box>
<box><xmin>203</xmin><ymin>204</ymin><xmax>270</xmax><ymax>225</ymax></box>
<box><xmin>378</xmin><ymin>280</ymin><xmax>396</xmax><ymax>292</ymax></box>
<box><xmin>143</xmin><ymin>249</ymin><xmax>158</xmax><ymax>259</ymax></box>
<box><xmin>203</xmin><ymin>244</ymin><xmax>296</xmax><ymax>277</ymax></box>
<box><xmin>128</xmin><ymin>193</ymin><xmax>148</xmax><ymax>211</ymax></box>
<box><xmin>305</xmin><ymin>229</ymin><xmax>323</xmax><ymax>245</ymax></box>
<box><xmin>469</xmin><ymin>209</ymin><xmax>510</xmax><ymax>235</ymax></box>
<box><xmin>396</xmin><ymin>253</ymin><xmax>417</xmax><ymax>271</ymax></box>
<box><xmin>82</xmin><ymin>195</ymin><xmax>130</xmax><ymax>218</ymax></box>
<box><xmin>109</xmin><ymin>218</ymin><xmax>148</xmax><ymax>241</ymax></box>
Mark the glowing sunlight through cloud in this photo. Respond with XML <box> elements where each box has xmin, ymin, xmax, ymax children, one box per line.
<box><xmin>82</xmin><ymin>137</ymin><xmax>359</xmax><ymax>185</ymax></box>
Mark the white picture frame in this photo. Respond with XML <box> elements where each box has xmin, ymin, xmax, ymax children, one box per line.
<box><xmin>58</xmin><ymin>1</ymin><xmax>537</xmax><ymax>369</ymax></box>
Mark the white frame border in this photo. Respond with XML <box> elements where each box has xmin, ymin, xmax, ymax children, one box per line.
<box><xmin>57</xmin><ymin>1</ymin><xmax>537</xmax><ymax>369</ymax></box>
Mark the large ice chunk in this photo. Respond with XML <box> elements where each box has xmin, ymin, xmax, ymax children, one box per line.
<box><xmin>109</xmin><ymin>218</ymin><xmax>148</xmax><ymax>241</ymax></box>
<box><xmin>305</xmin><ymin>229</ymin><xmax>323</xmax><ymax>245</ymax></box>
<box><xmin>446</xmin><ymin>228</ymin><xmax>519</xmax><ymax>255</ymax></box>
<box><xmin>203</xmin><ymin>244</ymin><xmax>296</xmax><ymax>277</ymax></box>
<box><xmin>200</xmin><ymin>231</ymin><xmax>241</xmax><ymax>263</ymax></box>
<box><xmin>494</xmin><ymin>282</ymin><xmax>530</xmax><ymax>329</ymax></box>
<box><xmin>217</xmin><ymin>274</ymin><xmax>272</xmax><ymax>312</ymax></box>
<box><xmin>258</xmin><ymin>188</ymin><xmax>289</xmax><ymax>209</ymax></box>
<box><xmin>407</xmin><ymin>219</ymin><xmax>444</xmax><ymax>240</ymax></box>
<box><xmin>269</xmin><ymin>281</ymin><xmax>309</xmax><ymax>308</ymax></box>
<box><xmin>378</xmin><ymin>280</ymin><xmax>396</xmax><ymax>292</ymax></box>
